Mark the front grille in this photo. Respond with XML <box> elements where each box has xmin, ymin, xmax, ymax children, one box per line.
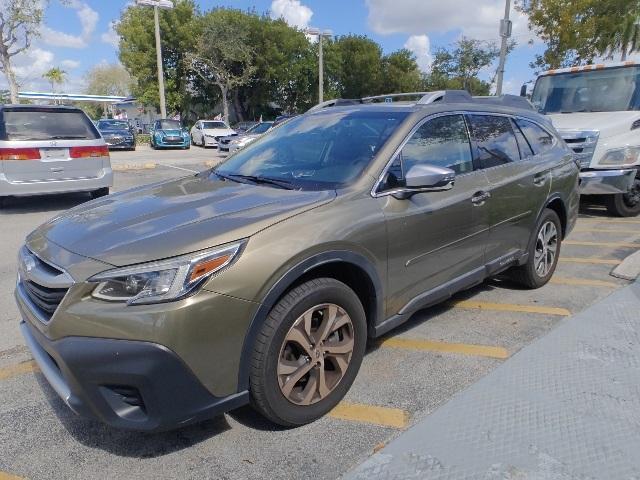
<box><xmin>559</xmin><ymin>130</ymin><xmax>599</xmax><ymax>169</ymax></box>
<box><xmin>23</xmin><ymin>280</ymin><xmax>68</xmax><ymax>318</ymax></box>
<box><xmin>106</xmin><ymin>136</ymin><xmax>123</xmax><ymax>145</ymax></box>
<box><xmin>164</xmin><ymin>136</ymin><xmax>183</xmax><ymax>144</ymax></box>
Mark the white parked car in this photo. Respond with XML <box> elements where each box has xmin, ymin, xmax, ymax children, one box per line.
<box><xmin>189</xmin><ymin>120</ymin><xmax>236</xmax><ymax>148</ymax></box>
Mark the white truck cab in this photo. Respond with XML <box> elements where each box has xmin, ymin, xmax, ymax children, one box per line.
<box><xmin>528</xmin><ymin>61</ymin><xmax>640</xmax><ymax>216</ymax></box>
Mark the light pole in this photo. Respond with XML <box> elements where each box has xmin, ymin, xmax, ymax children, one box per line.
<box><xmin>136</xmin><ymin>0</ymin><xmax>174</xmax><ymax>118</ymax></box>
<box><xmin>495</xmin><ymin>0</ymin><xmax>512</xmax><ymax>96</ymax></box>
<box><xmin>306</xmin><ymin>27</ymin><xmax>333</xmax><ymax>104</ymax></box>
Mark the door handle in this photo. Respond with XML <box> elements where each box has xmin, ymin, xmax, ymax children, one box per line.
<box><xmin>533</xmin><ymin>173</ymin><xmax>549</xmax><ymax>186</ymax></box>
<box><xmin>50</xmin><ymin>167</ymin><xmax>64</xmax><ymax>173</ymax></box>
<box><xmin>471</xmin><ymin>191</ymin><xmax>491</xmax><ymax>206</ymax></box>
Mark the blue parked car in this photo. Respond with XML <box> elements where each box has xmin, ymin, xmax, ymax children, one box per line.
<box><xmin>149</xmin><ymin>119</ymin><xmax>191</xmax><ymax>149</ymax></box>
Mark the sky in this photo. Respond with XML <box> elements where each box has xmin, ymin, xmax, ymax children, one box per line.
<box><xmin>4</xmin><ymin>0</ymin><xmax>550</xmax><ymax>96</ymax></box>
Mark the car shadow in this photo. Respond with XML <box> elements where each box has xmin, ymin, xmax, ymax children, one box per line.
<box><xmin>0</xmin><ymin>192</ymin><xmax>92</xmax><ymax>214</ymax></box>
<box><xmin>34</xmin><ymin>374</ymin><xmax>233</xmax><ymax>458</ymax></box>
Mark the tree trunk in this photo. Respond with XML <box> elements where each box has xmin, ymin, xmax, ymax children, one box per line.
<box><xmin>220</xmin><ymin>84</ymin><xmax>229</xmax><ymax>124</ymax></box>
<box><xmin>0</xmin><ymin>50</ymin><xmax>20</xmax><ymax>104</ymax></box>
<box><xmin>232</xmin><ymin>89</ymin><xmax>245</xmax><ymax>122</ymax></box>
<box><xmin>621</xmin><ymin>43</ymin><xmax>628</xmax><ymax>61</ymax></box>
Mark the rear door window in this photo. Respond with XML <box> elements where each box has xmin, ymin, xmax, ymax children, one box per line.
<box><xmin>1</xmin><ymin>109</ymin><xmax>99</xmax><ymax>141</ymax></box>
<box><xmin>515</xmin><ymin>119</ymin><xmax>554</xmax><ymax>155</ymax></box>
<box><xmin>468</xmin><ymin>114</ymin><xmax>521</xmax><ymax>168</ymax></box>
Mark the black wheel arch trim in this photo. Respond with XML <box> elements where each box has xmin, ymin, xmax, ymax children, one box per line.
<box><xmin>237</xmin><ymin>250</ymin><xmax>383</xmax><ymax>392</ymax></box>
<box><xmin>540</xmin><ymin>192</ymin><xmax>570</xmax><ymax>238</ymax></box>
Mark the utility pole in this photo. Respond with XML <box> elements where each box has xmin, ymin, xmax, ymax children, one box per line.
<box><xmin>495</xmin><ymin>0</ymin><xmax>512</xmax><ymax>96</ymax></box>
<box><xmin>305</xmin><ymin>28</ymin><xmax>333</xmax><ymax>104</ymax></box>
<box><xmin>136</xmin><ymin>0</ymin><xmax>174</xmax><ymax>118</ymax></box>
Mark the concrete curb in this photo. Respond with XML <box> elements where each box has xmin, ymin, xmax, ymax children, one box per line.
<box><xmin>611</xmin><ymin>249</ymin><xmax>640</xmax><ymax>281</ymax></box>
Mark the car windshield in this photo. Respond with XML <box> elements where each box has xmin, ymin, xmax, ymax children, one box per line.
<box><xmin>247</xmin><ymin>122</ymin><xmax>273</xmax><ymax>134</ymax></box>
<box><xmin>215</xmin><ymin>110</ymin><xmax>408</xmax><ymax>190</ymax></box>
<box><xmin>532</xmin><ymin>66</ymin><xmax>640</xmax><ymax>113</ymax></box>
<box><xmin>201</xmin><ymin>121</ymin><xmax>227</xmax><ymax>129</ymax></box>
<box><xmin>98</xmin><ymin>120</ymin><xmax>130</xmax><ymax>131</ymax></box>
<box><xmin>1</xmin><ymin>108</ymin><xmax>100</xmax><ymax>141</ymax></box>
<box><xmin>158</xmin><ymin>119</ymin><xmax>182</xmax><ymax>130</ymax></box>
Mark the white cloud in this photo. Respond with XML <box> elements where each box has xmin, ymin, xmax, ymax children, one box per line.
<box><xmin>101</xmin><ymin>22</ymin><xmax>120</xmax><ymax>48</ymax></box>
<box><xmin>12</xmin><ymin>48</ymin><xmax>55</xmax><ymax>80</ymax></box>
<box><xmin>270</xmin><ymin>0</ymin><xmax>313</xmax><ymax>30</ymax></box>
<box><xmin>404</xmin><ymin>35</ymin><xmax>432</xmax><ymax>72</ymax></box>
<box><xmin>41</xmin><ymin>0</ymin><xmax>99</xmax><ymax>49</ymax></box>
<box><xmin>60</xmin><ymin>59</ymin><xmax>81</xmax><ymax>70</ymax></box>
<box><xmin>366</xmin><ymin>0</ymin><xmax>537</xmax><ymax>44</ymax></box>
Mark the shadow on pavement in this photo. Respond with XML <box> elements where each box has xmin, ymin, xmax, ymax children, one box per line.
<box><xmin>0</xmin><ymin>193</ymin><xmax>91</xmax><ymax>214</ymax></box>
<box><xmin>35</xmin><ymin>374</ymin><xmax>232</xmax><ymax>458</ymax></box>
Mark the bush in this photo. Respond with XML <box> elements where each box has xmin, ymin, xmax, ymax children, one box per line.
<box><xmin>136</xmin><ymin>134</ymin><xmax>150</xmax><ymax>145</ymax></box>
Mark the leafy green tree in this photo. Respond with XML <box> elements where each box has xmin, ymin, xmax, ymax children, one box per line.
<box><xmin>381</xmin><ymin>49</ymin><xmax>422</xmax><ymax>93</ymax></box>
<box><xmin>424</xmin><ymin>37</ymin><xmax>502</xmax><ymax>95</ymax></box>
<box><xmin>519</xmin><ymin>0</ymin><xmax>640</xmax><ymax>69</ymax></box>
<box><xmin>117</xmin><ymin>0</ymin><xmax>200</xmax><ymax>116</ymax></box>
<box><xmin>329</xmin><ymin>35</ymin><xmax>384</xmax><ymax>98</ymax></box>
<box><xmin>0</xmin><ymin>0</ymin><xmax>45</xmax><ymax>103</ymax></box>
<box><xmin>42</xmin><ymin>67</ymin><xmax>67</xmax><ymax>92</ymax></box>
<box><xmin>188</xmin><ymin>9</ymin><xmax>256</xmax><ymax>122</ymax></box>
<box><xmin>84</xmin><ymin>63</ymin><xmax>133</xmax><ymax>97</ymax></box>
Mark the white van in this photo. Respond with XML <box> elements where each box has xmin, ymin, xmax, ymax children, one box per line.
<box><xmin>0</xmin><ymin>105</ymin><xmax>113</xmax><ymax>208</ymax></box>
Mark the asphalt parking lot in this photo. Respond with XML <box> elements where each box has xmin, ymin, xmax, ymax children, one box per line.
<box><xmin>1</xmin><ymin>147</ymin><xmax>638</xmax><ymax>480</ymax></box>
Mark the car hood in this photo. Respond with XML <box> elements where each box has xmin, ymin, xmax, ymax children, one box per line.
<box><xmin>548</xmin><ymin>111</ymin><xmax>640</xmax><ymax>140</ymax></box>
<box><xmin>30</xmin><ymin>174</ymin><xmax>335</xmax><ymax>267</ymax></box>
<box><xmin>100</xmin><ymin>129</ymin><xmax>131</xmax><ymax>136</ymax></box>
<box><xmin>202</xmin><ymin>128</ymin><xmax>235</xmax><ymax>136</ymax></box>
<box><xmin>157</xmin><ymin>129</ymin><xmax>183</xmax><ymax>136</ymax></box>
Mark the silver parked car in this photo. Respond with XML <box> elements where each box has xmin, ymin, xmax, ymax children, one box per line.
<box><xmin>0</xmin><ymin>105</ymin><xmax>113</xmax><ymax>208</ymax></box>
<box><xmin>218</xmin><ymin>121</ymin><xmax>274</xmax><ymax>152</ymax></box>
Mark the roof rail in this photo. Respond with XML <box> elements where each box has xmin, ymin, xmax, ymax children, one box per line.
<box><xmin>307</xmin><ymin>90</ymin><xmax>535</xmax><ymax>112</ymax></box>
<box><xmin>471</xmin><ymin>94</ymin><xmax>535</xmax><ymax>110</ymax></box>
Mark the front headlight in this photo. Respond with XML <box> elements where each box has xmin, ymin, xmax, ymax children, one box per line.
<box><xmin>89</xmin><ymin>241</ymin><xmax>244</xmax><ymax>305</ymax></box>
<box><xmin>600</xmin><ymin>146</ymin><xmax>640</xmax><ymax>166</ymax></box>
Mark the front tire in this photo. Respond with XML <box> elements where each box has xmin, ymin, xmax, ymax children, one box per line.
<box><xmin>510</xmin><ymin>208</ymin><xmax>562</xmax><ymax>289</ymax></box>
<box><xmin>250</xmin><ymin>278</ymin><xmax>367</xmax><ymax>427</ymax></box>
<box><xmin>604</xmin><ymin>176</ymin><xmax>640</xmax><ymax>217</ymax></box>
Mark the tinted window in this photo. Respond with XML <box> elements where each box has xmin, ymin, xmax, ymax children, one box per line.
<box><xmin>1</xmin><ymin>109</ymin><xmax>99</xmax><ymax>141</ymax></box>
<box><xmin>468</xmin><ymin>115</ymin><xmax>520</xmax><ymax>168</ymax></box>
<box><xmin>97</xmin><ymin>120</ymin><xmax>130</xmax><ymax>131</ymax></box>
<box><xmin>158</xmin><ymin>119</ymin><xmax>181</xmax><ymax>130</ymax></box>
<box><xmin>216</xmin><ymin>110</ymin><xmax>408</xmax><ymax>190</ymax></box>
<box><xmin>515</xmin><ymin>119</ymin><xmax>554</xmax><ymax>155</ymax></box>
<box><xmin>401</xmin><ymin>115</ymin><xmax>473</xmax><ymax>175</ymax></box>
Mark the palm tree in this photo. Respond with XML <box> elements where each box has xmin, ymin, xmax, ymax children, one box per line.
<box><xmin>42</xmin><ymin>67</ymin><xmax>67</xmax><ymax>93</ymax></box>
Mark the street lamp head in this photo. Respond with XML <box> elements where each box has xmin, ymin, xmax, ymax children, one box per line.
<box><xmin>304</xmin><ymin>27</ymin><xmax>332</xmax><ymax>38</ymax></box>
<box><xmin>136</xmin><ymin>0</ymin><xmax>174</xmax><ymax>9</ymax></box>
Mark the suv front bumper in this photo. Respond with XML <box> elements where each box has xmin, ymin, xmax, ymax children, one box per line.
<box><xmin>579</xmin><ymin>168</ymin><xmax>636</xmax><ymax>195</ymax></box>
<box><xmin>20</xmin><ymin>320</ymin><xmax>248</xmax><ymax>432</ymax></box>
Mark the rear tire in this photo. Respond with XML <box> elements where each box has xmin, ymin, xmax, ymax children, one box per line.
<box><xmin>604</xmin><ymin>176</ymin><xmax>640</xmax><ymax>217</ymax></box>
<box><xmin>250</xmin><ymin>278</ymin><xmax>367</xmax><ymax>427</ymax></box>
<box><xmin>0</xmin><ymin>197</ymin><xmax>6</xmax><ymax>209</ymax></box>
<box><xmin>509</xmin><ymin>208</ymin><xmax>562</xmax><ymax>289</ymax></box>
<box><xmin>91</xmin><ymin>187</ymin><xmax>110</xmax><ymax>199</ymax></box>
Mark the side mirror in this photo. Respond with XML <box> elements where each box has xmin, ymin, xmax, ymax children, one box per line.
<box><xmin>520</xmin><ymin>84</ymin><xmax>527</xmax><ymax>97</ymax></box>
<box><xmin>393</xmin><ymin>164</ymin><xmax>455</xmax><ymax>200</ymax></box>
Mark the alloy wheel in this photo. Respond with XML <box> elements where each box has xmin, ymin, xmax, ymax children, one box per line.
<box><xmin>534</xmin><ymin>220</ymin><xmax>558</xmax><ymax>277</ymax></box>
<box><xmin>277</xmin><ymin>303</ymin><xmax>354</xmax><ymax>406</ymax></box>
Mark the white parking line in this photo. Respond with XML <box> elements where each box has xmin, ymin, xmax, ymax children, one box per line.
<box><xmin>162</xmin><ymin>164</ymin><xmax>199</xmax><ymax>173</ymax></box>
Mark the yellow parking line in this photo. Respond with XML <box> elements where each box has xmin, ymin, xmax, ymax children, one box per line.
<box><xmin>0</xmin><ymin>360</ymin><xmax>38</xmax><ymax>381</ymax></box>
<box><xmin>549</xmin><ymin>276</ymin><xmax>618</xmax><ymax>288</ymax></box>
<box><xmin>329</xmin><ymin>402</ymin><xmax>409</xmax><ymax>429</ymax></box>
<box><xmin>573</xmin><ymin>228</ymin><xmax>640</xmax><ymax>234</ymax></box>
<box><xmin>579</xmin><ymin>218</ymin><xmax>640</xmax><ymax>225</ymax></box>
<box><xmin>564</xmin><ymin>240</ymin><xmax>640</xmax><ymax>249</ymax></box>
<box><xmin>560</xmin><ymin>257</ymin><xmax>622</xmax><ymax>265</ymax></box>
<box><xmin>381</xmin><ymin>337</ymin><xmax>510</xmax><ymax>359</ymax></box>
<box><xmin>0</xmin><ymin>472</ymin><xmax>25</xmax><ymax>480</ymax></box>
<box><xmin>450</xmin><ymin>299</ymin><xmax>570</xmax><ymax>316</ymax></box>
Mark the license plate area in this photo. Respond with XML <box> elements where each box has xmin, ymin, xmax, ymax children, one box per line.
<box><xmin>40</xmin><ymin>148</ymin><xmax>70</xmax><ymax>161</ymax></box>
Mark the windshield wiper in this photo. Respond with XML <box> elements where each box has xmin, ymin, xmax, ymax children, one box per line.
<box><xmin>232</xmin><ymin>174</ymin><xmax>296</xmax><ymax>190</ymax></box>
<box><xmin>50</xmin><ymin>135</ymin><xmax>88</xmax><ymax>139</ymax></box>
<box><xmin>215</xmin><ymin>171</ymin><xmax>296</xmax><ymax>190</ymax></box>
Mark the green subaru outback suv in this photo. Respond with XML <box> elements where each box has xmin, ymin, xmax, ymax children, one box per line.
<box><xmin>16</xmin><ymin>91</ymin><xmax>579</xmax><ymax>431</ymax></box>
